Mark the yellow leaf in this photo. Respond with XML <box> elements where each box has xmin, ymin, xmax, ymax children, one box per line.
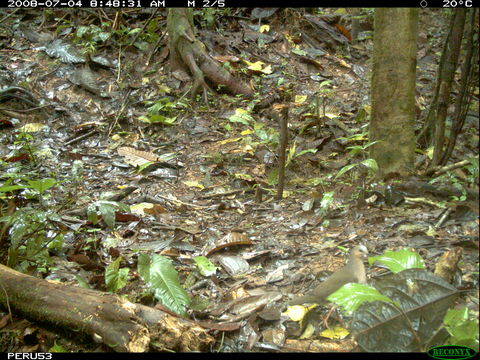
<box><xmin>217</xmin><ymin>137</ymin><xmax>242</xmax><ymax>145</ymax></box>
<box><xmin>242</xmin><ymin>144</ymin><xmax>255</xmax><ymax>154</ymax></box>
<box><xmin>247</xmin><ymin>61</ymin><xmax>265</xmax><ymax>71</ymax></box>
<box><xmin>299</xmin><ymin>323</ymin><xmax>316</xmax><ymax>339</ymax></box>
<box><xmin>19</xmin><ymin>123</ymin><xmax>46</xmax><ymax>133</ymax></box>
<box><xmin>294</xmin><ymin>95</ymin><xmax>307</xmax><ymax>104</ymax></box>
<box><xmin>320</xmin><ymin>326</ymin><xmax>349</xmax><ymax>340</ymax></box>
<box><xmin>283</xmin><ymin>304</ymin><xmax>318</xmax><ymax>322</ymax></box>
<box><xmin>339</xmin><ymin>59</ymin><xmax>351</xmax><ymax>68</ymax></box>
<box><xmin>130</xmin><ymin>202</ymin><xmax>155</xmax><ymax>216</ymax></box>
<box><xmin>241</xmin><ymin>129</ymin><xmax>254</xmax><ymax>136</ymax></box>
<box><xmin>261</xmin><ymin>64</ymin><xmax>273</xmax><ymax>74</ymax></box>
<box><xmin>259</xmin><ymin>25</ymin><xmax>270</xmax><ymax>33</ymax></box>
<box><xmin>183</xmin><ymin>181</ymin><xmax>205</xmax><ymax>189</ymax></box>
<box><xmin>236</xmin><ymin>108</ymin><xmax>249</xmax><ymax>115</ymax></box>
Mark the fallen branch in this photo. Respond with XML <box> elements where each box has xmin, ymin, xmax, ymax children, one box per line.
<box><xmin>0</xmin><ymin>264</ymin><xmax>214</xmax><ymax>352</ymax></box>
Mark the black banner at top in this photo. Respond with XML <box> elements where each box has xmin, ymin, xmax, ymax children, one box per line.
<box><xmin>3</xmin><ymin>0</ymin><xmax>476</xmax><ymax>8</ymax></box>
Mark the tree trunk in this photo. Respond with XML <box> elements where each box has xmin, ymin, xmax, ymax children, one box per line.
<box><xmin>430</xmin><ymin>10</ymin><xmax>467</xmax><ymax>167</ymax></box>
<box><xmin>167</xmin><ymin>9</ymin><xmax>252</xmax><ymax>101</ymax></box>
<box><xmin>369</xmin><ymin>8</ymin><xmax>418</xmax><ymax>178</ymax></box>
<box><xmin>0</xmin><ymin>264</ymin><xmax>214</xmax><ymax>352</ymax></box>
<box><xmin>439</xmin><ymin>9</ymin><xmax>476</xmax><ymax>165</ymax></box>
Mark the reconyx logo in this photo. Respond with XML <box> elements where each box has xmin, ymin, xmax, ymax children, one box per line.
<box><xmin>428</xmin><ymin>345</ymin><xmax>477</xmax><ymax>360</ymax></box>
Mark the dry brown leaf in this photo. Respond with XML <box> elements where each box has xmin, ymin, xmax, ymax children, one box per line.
<box><xmin>117</xmin><ymin>146</ymin><xmax>159</xmax><ymax>167</ymax></box>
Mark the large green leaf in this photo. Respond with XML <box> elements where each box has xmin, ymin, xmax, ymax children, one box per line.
<box><xmin>138</xmin><ymin>253</ymin><xmax>190</xmax><ymax>317</ymax></box>
<box><xmin>327</xmin><ymin>283</ymin><xmax>396</xmax><ymax>314</ymax></box>
<box><xmin>369</xmin><ymin>249</ymin><xmax>425</xmax><ymax>273</ymax></box>
<box><xmin>27</xmin><ymin>178</ymin><xmax>57</xmax><ymax>194</ymax></box>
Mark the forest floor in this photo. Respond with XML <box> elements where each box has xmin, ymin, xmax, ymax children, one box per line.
<box><xmin>0</xmin><ymin>8</ymin><xmax>478</xmax><ymax>352</ymax></box>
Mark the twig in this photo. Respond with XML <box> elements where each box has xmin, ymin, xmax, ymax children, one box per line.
<box><xmin>0</xmin><ymin>9</ymin><xmax>19</xmax><ymax>24</ymax></box>
<box><xmin>64</xmin><ymin>129</ymin><xmax>98</xmax><ymax>146</ymax></box>
<box><xmin>435</xmin><ymin>207</ymin><xmax>453</xmax><ymax>228</ymax></box>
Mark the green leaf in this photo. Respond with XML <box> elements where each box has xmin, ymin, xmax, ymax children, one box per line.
<box><xmin>193</xmin><ymin>256</ymin><xmax>218</xmax><ymax>276</ymax></box>
<box><xmin>291</xmin><ymin>48</ymin><xmax>307</xmax><ymax>56</ymax></box>
<box><xmin>76</xmin><ymin>26</ymin><xmax>90</xmax><ymax>38</ymax></box>
<box><xmin>360</xmin><ymin>158</ymin><xmax>378</xmax><ymax>172</ymax></box>
<box><xmin>327</xmin><ymin>283</ymin><xmax>396</xmax><ymax>314</ymax></box>
<box><xmin>75</xmin><ymin>274</ymin><xmax>91</xmax><ymax>289</ymax></box>
<box><xmin>137</xmin><ymin>253</ymin><xmax>190</xmax><ymax>317</ymax></box>
<box><xmin>105</xmin><ymin>256</ymin><xmax>129</xmax><ymax>292</ymax></box>
<box><xmin>27</xmin><ymin>178</ymin><xmax>57</xmax><ymax>194</ymax></box>
<box><xmin>0</xmin><ymin>184</ymin><xmax>30</xmax><ymax>193</ymax></box>
<box><xmin>335</xmin><ymin>163</ymin><xmax>358</xmax><ymax>179</ymax></box>
<box><xmin>97</xmin><ymin>201</ymin><xmax>118</xmax><ymax>228</ymax></box>
<box><xmin>228</xmin><ymin>109</ymin><xmax>254</xmax><ymax>125</ymax></box>
<box><xmin>320</xmin><ymin>191</ymin><xmax>335</xmax><ymax>211</ymax></box>
<box><xmin>140</xmin><ymin>114</ymin><xmax>177</xmax><ymax>125</ymax></box>
<box><xmin>296</xmin><ymin>148</ymin><xmax>317</xmax><ymax>157</ymax></box>
<box><xmin>49</xmin><ymin>341</ymin><xmax>67</xmax><ymax>352</ymax></box>
<box><xmin>368</xmin><ymin>249</ymin><xmax>426</xmax><ymax>273</ymax></box>
<box><xmin>87</xmin><ymin>203</ymin><xmax>99</xmax><ymax>225</ymax></box>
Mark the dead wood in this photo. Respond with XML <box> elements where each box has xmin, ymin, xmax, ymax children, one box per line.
<box><xmin>0</xmin><ymin>264</ymin><xmax>214</xmax><ymax>352</ymax></box>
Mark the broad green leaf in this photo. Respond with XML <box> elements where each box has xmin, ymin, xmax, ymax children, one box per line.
<box><xmin>368</xmin><ymin>249</ymin><xmax>426</xmax><ymax>273</ymax></box>
<box><xmin>27</xmin><ymin>178</ymin><xmax>57</xmax><ymax>194</ymax></box>
<box><xmin>327</xmin><ymin>283</ymin><xmax>396</xmax><ymax>314</ymax></box>
<box><xmin>360</xmin><ymin>158</ymin><xmax>378</xmax><ymax>172</ymax></box>
<box><xmin>137</xmin><ymin>253</ymin><xmax>190</xmax><ymax>317</ymax></box>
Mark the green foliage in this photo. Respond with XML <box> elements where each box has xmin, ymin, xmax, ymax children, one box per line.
<box><xmin>194</xmin><ymin>8</ymin><xmax>232</xmax><ymax>29</ymax></box>
<box><xmin>327</xmin><ymin>283</ymin><xmax>396</xmax><ymax>314</ymax></box>
<box><xmin>86</xmin><ymin>200</ymin><xmax>129</xmax><ymax>228</ymax></box>
<box><xmin>73</xmin><ymin>24</ymin><xmax>111</xmax><ymax>54</ymax></box>
<box><xmin>49</xmin><ymin>341</ymin><xmax>67</xmax><ymax>352</ymax></box>
<box><xmin>319</xmin><ymin>191</ymin><xmax>335</xmax><ymax>213</ymax></box>
<box><xmin>368</xmin><ymin>249</ymin><xmax>426</xmax><ymax>273</ymax></box>
<box><xmin>137</xmin><ymin>253</ymin><xmax>190</xmax><ymax>317</ymax></box>
<box><xmin>431</xmin><ymin>173</ymin><xmax>467</xmax><ymax>202</ymax></box>
<box><xmin>139</xmin><ymin>98</ymin><xmax>187</xmax><ymax>125</ymax></box>
<box><xmin>0</xmin><ymin>169</ymin><xmax>63</xmax><ymax>270</ymax></box>
<box><xmin>335</xmin><ymin>158</ymin><xmax>378</xmax><ymax>179</ymax></box>
<box><xmin>105</xmin><ymin>256</ymin><xmax>130</xmax><ymax>292</ymax></box>
<box><xmin>252</xmin><ymin>122</ymin><xmax>278</xmax><ymax>146</ymax></box>
<box><xmin>335</xmin><ymin>132</ymin><xmax>379</xmax><ymax>180</ymax></box>
<box><xmin>326</xmin><ymin>249</ymin><xmax>474</xmax><ymax>350</ymax></box>
<box><xmin>285</xmin><ymin>142</ymin><xmax>317</xmax><ymax>168</ymax></box>
<box><xmin>228</xmin><ymin>108</ymin><xmax>255</xmax><ymax>125</ymax></box>
<box><xmin>13</xmin><ymin>131</ymin><xmax>37</xmax><ymax>165</ymax></box>
<box><xmin>193</xmin><ymin>256</ymin><xmax>218</xmax><ymax>277</ymax></box>
<box><xmin>464</xmin><ymin>157</ymin><xmax>479</xmax><ymax>185</ymax></box>
<box><xmin>444</xmin><ymin>307</ymin><xmax>479</xmax><ymax>349</ymax></box>
<box><xmin>1</xmin><ymin>208</ymin><xmax>63</xmax><ymax>270</ymax></box>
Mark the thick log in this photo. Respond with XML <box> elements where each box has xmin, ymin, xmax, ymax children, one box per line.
<box><xmin>0</xmin><ymin>264</ymin><xmax>214</xmax><ymax>352</ymax></box>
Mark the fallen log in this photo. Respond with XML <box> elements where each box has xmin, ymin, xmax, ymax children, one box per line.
<box><xmin>0</xmin><ymin>264</ymin><xmax>214</xmax><ymax>352</ymax></box>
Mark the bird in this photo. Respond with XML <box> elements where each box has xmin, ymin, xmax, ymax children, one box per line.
<box><xmin>288</xmin><ymin>245</ymin><xmax>368</xmax><ymax>306</ymax></box>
